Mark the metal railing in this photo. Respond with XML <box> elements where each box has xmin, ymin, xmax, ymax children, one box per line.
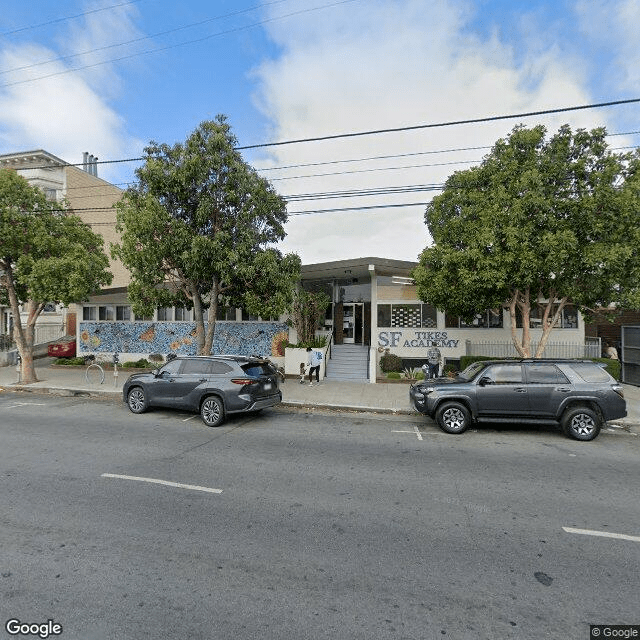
<box><xmin>0</xmin><ymin>325</ymin><xmax>65</xmax><ymax>352</ymax></box>
<box><xmin>0</xmin><ymin>335</ymin><xmax>14</xmax><ymax>352</ymax></box>
<box><xmin>466</xmin><ymin>338</ymin><xmax>601</xmax><ymax>359</ymax></box>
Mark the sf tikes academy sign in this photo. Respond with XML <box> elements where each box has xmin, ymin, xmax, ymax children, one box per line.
<box><xmin>378</xmin><ymin>330</ymin><xmax>460</xmax><ymax>349</ymax></box>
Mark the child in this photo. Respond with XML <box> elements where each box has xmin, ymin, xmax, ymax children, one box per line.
<box><xmin>299</xmin><ymin>362</ymin><xmax>307</xmax><ymax>384</ymax></box>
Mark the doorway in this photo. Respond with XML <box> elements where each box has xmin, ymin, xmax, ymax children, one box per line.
<box><xmin>342</xmin><ymin>303</ymin><xmax>364</xmax><ymax>344</ymax></box>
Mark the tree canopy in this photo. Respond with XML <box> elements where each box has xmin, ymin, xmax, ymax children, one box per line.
<box><xmin>412</xmin><ymin>124</ymin><xmax>640</xmax><ymax>357</ymax></box>
<box><xmin>0</xmin><ymin>168</ymin><xmax>112</xmax><ymax>382</ymax></box>
<box><xmin>112</xmin><ymin>116</ymin><xmax>301</xmax><ymax>354</ymax></box>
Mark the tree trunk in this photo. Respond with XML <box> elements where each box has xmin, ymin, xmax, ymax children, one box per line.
<box><xmin>202</xmin><ymin>277</ymin><xmax>219</xmax><ymax>355</ymax></box>
<box><xmin>191</xmin><ymin>290</ymin><xmax>206</xmax><ymax>355</ymax></box>
<box><xmin>534</xmin><ymin>295</ymin><xmax>566</xmax><ymax>358</ymax></box>
<box><xmin>3</xmin><ymin>266</ymin><xmax>39</xmax><ymax>384</ymax></box>
<box><xmin>509</xmin><ymin>288</ymin><xmax>532</xmax><ymax>357</ymax></box>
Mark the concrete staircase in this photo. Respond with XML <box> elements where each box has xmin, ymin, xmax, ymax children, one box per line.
<box><xmin>324</xmin><ymin>344</ymin><xmax>369</xmax><ymax>381</ymax></box>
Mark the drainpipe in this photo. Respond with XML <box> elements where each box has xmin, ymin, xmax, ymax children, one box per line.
<box><xmin>368</xmin><ymin>264</ymin><xmax>377</xmax><ymax>383</ymax></box>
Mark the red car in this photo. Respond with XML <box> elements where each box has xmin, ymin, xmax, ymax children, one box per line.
<box><xmin>48</xmin><ymin>340</ymin><xmax>77</xmax><ymax>358</ymax></box>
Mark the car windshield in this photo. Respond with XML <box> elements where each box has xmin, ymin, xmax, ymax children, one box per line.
<box><xmin>457</xmin><ymin>361</ymin><xmax>488</xmax><ymax>381</ymax></box>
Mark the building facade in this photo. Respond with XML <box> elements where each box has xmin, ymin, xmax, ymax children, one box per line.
<box><xmin>0</xmin><ymin>150</ymin><xmax>125</xmax><ymax>342</ymax></box>
<box><xmin>75</xmin><ymin>258</ymin><xmax>589</xmax><ymax>382</ymax></box>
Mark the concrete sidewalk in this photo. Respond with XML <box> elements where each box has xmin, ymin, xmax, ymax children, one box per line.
<box><xmin>0</xmin><ymin>359</ymin><xmax>416</xmax><ymax>414</ymax></box>
<box><xmin>1</xmin><ymin>359</ymin><xmax>639</xmax><ymax>431</ymax></box>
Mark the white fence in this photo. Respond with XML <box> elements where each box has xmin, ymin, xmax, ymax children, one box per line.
<box><xmin>0</xmin><ymin>325</ymin><xmax>65</xmax><ymax>352</ymax></box>
<box><xmin>466</xmin><ymin>338</ymin><xmax>601</xmax><ymax>359</ymax></box>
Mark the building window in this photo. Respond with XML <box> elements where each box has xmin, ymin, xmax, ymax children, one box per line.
<box><xmin>83</xmin><ymin>306</ymin><xmax>96</xmax><ymax>321</ymax></box>
<box><xmin>241</xmin><ymin>309</ymin><xmax>260</xmax><ymax>321</ymax></box>
<box><xmin>447</xmin><ymin>309</ymin><xmax>503</xmax><ymax>328</ymax></box>
<box><xmin>116</xmin><ymin>305</ymin><xmax>131</xmax><ymax>321</ymax></box>
<box><xmin>216</xmin><ymin>306</ymin><xmax>237</xmax><ymax>321</ymax></box>
<box><xmin>377</xmin><ymin>304</ymin><xmax>391</xmax><ymax>327</ymax></box>
<box><xmin>421</xmin><ymin>304</ymin><xmax>437</xmax><ymax>328</ymax></box>
<box><xmin>516</xmin><ymin>304</ymin><xmax>578</xmax><ymax>329</ymax></box>
<box><xmin>377</xmin><ymin>303</ymin><xmax>438</xmax><ymax>328</ymax></box>
<box><xmin>175</xmin><ymin>306</ymin><xmax>191</xmax><ymax>321</ymax></box>
<box><xmin>99</xmin><ymin>305</ymin><xmax>115</xmax><ymax>321</ymax></box>
<box><xmin>157</xmin><ymin>307</ymin><xmax>173</xmax><ymax>321</ymax></box>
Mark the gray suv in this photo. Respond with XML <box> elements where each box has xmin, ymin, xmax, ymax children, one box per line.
<box><xmin>123</xmin><ymin>355</ymin><xmax>282</xmax><ymax>427</ymax></box>
<box><xmin>409</xmin><ymin>359</ymin><xmax>626</xmax><ymax>441</ymax></box>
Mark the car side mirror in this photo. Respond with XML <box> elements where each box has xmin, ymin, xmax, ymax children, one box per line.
<box><xmin>478</xmin><ymin>376</ymin><xmax>493</xmax><ymax>386</ymax></box>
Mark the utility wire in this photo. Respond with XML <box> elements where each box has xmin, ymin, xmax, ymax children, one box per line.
<box><xmin>0</xmin><ymin>0</ymin><xmax>359</xmax><ymax>88</ymax></box>
<box><xmin>0</xmin><ymin>1</ymin><xmax>142</xmax><ymax>38</ymax></box>
<box><xmin>0</xmin><ymin>0</ymin><xmax>291</xmax><ymax>77</ymax></box>
<box><xmin>236</xmin><ymin>98</ymin><xmax>640</xmax><ymax>149</ymax></box>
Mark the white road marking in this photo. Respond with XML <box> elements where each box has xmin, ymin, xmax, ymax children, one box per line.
<box><xmin>6</xmin><ymin>402</ymin><xmax>47</xmax><ymax>409</ymax></box>
<box><xmin>101</xmin><ymin>473</ymin><xmax>223</xmax><ymax>494</ymax></box>
<box><xmin>413</xmin><ymin>426</ymin><xmax>423</xmax><ymax>441</ymax></box>
<box><xmin>563</xmin><ymin>526</ymin><xmax>640</xmax><ymax>543</ymax></box>
<box><xmin>182</xmin><ymin>415</ymin><xmax>198</xmax><ymax>422</ymax></box>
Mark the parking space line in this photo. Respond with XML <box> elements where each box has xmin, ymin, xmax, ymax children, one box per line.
<box><xmin>563</xmin><ymin>526</ymin><xmax>640</xmax><ymax>543</ymax></box>
<box><xmin>101</xmin><ymin>473</ymin><xmax>223</xmax><ymax>494</ymax></box>
<box><xmin>5</xmin><ymin>402</ymin><xmax>46</xmax><ymax>409</ymax></box>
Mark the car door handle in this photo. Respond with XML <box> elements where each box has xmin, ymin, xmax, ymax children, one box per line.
<box><xmin>556</xmin><ymin>387</ymin><xmax>571</xmax><ymax>393</ymax></box>
<box><xmin>199</xmin><ymin>378</ymin><xmax>207</xmax><ymax>383</ymax></box>
<box><xmin>514</xmin><ymin>387</ymin><xmax>527</xmax><ymax>393</ymax></box>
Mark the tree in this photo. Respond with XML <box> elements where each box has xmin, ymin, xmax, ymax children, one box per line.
<box><xmin>0</xmin><ymin>169</ymin><xmax>113</xmax><ymax>383</ymax></box>
<box><xmin>289</xmin><ymin>289</ymin><xmax>331</xmax><ymax>344</ymax></box>
<box><xmin>112</xmin><ymin>116</ymin><xmax>301</xmax><ymax>354</ymax></box>
<box><xmin>413</xmin><ymin>124</ymin><xmax>640</xmax><ymax>357</ymax></box>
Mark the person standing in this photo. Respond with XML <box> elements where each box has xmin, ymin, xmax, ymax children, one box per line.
<box><xmin>306</xmin><ymin>346</ymin><xmax>323</xmax><ymax>386</ymax></box>
<box><xmin>425</xmin><ymin>345</ymin><xmax>442</xmax><ymax>379</ymax></box>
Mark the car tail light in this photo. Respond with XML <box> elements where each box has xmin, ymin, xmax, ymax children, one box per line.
<box><xmin>231</xmin><ymin>378</ymin><xmax>255</xmax><ymax>385</ymax></box>
<box><xmin>612</xmin><ymin>385</ymin><xmax>624</xmax><ymax>399</ymax></box>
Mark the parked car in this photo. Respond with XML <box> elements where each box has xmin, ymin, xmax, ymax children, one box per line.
<box><xmin>48</xmin><ymin>339</ymin><xmax>76</xmax><ymax>358</ymax></box>
<box><xmin>410</xmin><ymin>359</ymin><xmax>626</xmax><ymax>441</ymax></box>
<box><xmin>122</xmin><ymin>355</ymin><xmax>282</xmax><ymax>427</ymax></box>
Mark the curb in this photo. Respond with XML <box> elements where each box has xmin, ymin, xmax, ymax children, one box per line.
<box><xmin>280</xmin><ymin>400</ymin><xmax>417</xmax><ymax>415</ymax></box>
<box><xmin>3</xmin><ymin>385</ymin><xmax>121</xmax><ymax>399</ymax></box>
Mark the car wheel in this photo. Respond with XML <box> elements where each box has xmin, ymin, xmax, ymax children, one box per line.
<box><xmin>127</xmin><ymin>387</ymin><xmax>147</xmax><ymax>414</ymax></box>
<box><xmin>201</xmin><ymin>396</ymin><xmax>225</xmax><ymax>427</ymax></box>
<box><xmin>435</xmin><ymin>401</ymin><xmax>471</xmax><ymax>434</ymax></box>
<box><xmin>562</xmin><ymin>406</ymin><xmax>601</xmax><ymax>441</ymax></box>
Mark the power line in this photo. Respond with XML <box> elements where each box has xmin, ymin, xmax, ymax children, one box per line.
<box><xmin>0</xmin><ymin>1</ymin><xmax>142</xmax><ymax>38</ymax></box>
<box><xmin>0</xmin><ymin>0</ymin><xmax>360</xmax><ymax>88</ymax></box>
<box><xmin>0</xmin><ymin>0</ymin><xmax>291</xmax><ymax>77</ymax></box>
<box><xmin>236</xmin><ymin>98</ymin><xmax>640</xmax><ymax>149</ymax></box>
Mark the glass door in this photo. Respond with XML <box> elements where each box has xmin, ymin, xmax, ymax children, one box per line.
<box><xmin>343</xmin><ymin>304</ymin><xmax>355</xmax><ymax>343</ymax></box>
<box><xmin>342</xmin><ymin>303</ymin><xmax>364</xmax><ymax>344</ymax></box>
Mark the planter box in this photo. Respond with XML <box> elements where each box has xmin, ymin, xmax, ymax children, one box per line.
<box><xmin>285</xmin><ymin>345</ymin><xmax>330</xmax><ymax>379</ymax></box>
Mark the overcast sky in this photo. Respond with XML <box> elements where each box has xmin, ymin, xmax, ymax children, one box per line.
<box><xmin>1</xmin><ymin>0</ymin><xmax>639</xmax><ymax>265</ymax></box>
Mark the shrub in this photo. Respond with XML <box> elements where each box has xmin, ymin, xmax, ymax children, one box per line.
<box><xmin>148</xmin><ymin>353</ymin><xmax>164</xmax><ymax>363</ymax></box>
<box><xmin>285</xmin><ymin>336</ymin><xmax>329</xmax><ymax>349</ymax></box>
<box><xmin>55</xmin><ymin>357</ymin><xmax>85</xmax><ymax>366</ymax></box>
<box><xmin>380</xmin><ymin>353</ymin><xmax>403</xmax><ymax>373</ymax></box>
<box><xmin>122</xmin><ymin>359</ymin><xmax>153</xmax><ymax>369</ymax></box>
<box><xmin>443</xmin><ymin>363</ymin><xmax>458</xmax><ymax>377</ymax></box>
<box><xmin>403</xmin><ymin>367</ymin><xmax>422</xmax><ymax>379</ymax></box>
<box><xmin>387</xmin><ymin>371</ymin><xmax>402</xmax><ymax>379</ymax></box>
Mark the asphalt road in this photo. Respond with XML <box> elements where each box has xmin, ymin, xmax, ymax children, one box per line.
<box><xmin>1</xmin><ymin>394</ymin><xmax>638</xmax><ymax>640</ymax></box>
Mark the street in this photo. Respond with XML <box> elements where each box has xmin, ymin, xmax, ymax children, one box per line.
<box><xmin>1</xmin><ymin>394</ymin><xmax>638</xmax><ymax>640</ymax></box>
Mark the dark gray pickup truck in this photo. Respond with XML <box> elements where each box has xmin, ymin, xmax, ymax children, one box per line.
<box><xmin>409</xmin><ymin>359</ymin><xmax>626</xmax><ymax>441</ymax></box>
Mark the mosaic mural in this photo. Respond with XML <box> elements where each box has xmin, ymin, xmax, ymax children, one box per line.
<box><xmin>79</xmin><ymin>321</ymin><xmax>289</xmax><ymax>357</ymax></box>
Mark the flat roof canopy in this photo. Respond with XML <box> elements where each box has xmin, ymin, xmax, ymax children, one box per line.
<box><xmin>301</xmin><ymin>257</ymin><xmax>417</xmax><ymax>281</ymax></box>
